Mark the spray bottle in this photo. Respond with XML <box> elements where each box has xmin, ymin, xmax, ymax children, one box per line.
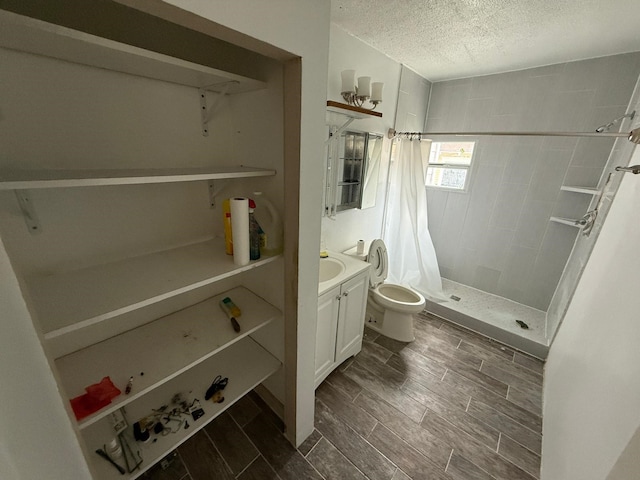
<box><xmin>252</xmin><ymin>192</ymin><xmax>283</xmax><ymax>255</ymax></box>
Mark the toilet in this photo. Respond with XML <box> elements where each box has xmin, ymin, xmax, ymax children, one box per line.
<box><xmin>365</xmin><ymin>239</ymin><xmax>425</xmax><ymax>342</ymax></box>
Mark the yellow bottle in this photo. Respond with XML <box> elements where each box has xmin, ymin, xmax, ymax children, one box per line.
<box><xmin>222</xmin><ymin>199</ymin><xmax>233</xmax><ymax>255</ymax></box>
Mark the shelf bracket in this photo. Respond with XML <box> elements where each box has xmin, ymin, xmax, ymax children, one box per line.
<box><xmin>15</xmin><ymin>190</ymin><xmax>41</xmax><ymax>234</ymax></box>
<box><xmin>208</xmin><ymin>180</ymin><xmax>228</xmax><ymax>208</ymax></box>
<box><xmin>199</xmin><ymin>81</ymin><xmax>238</xmax><ymax>137</ymax></box>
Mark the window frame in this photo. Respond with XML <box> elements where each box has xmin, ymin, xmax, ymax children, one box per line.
<box><xmin>425</xmin><ymin>140</ymin><xmax>476</xmax><ymax>193</ymax></box>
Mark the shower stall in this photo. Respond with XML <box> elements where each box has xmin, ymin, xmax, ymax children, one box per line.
<box><xmin>395</xmin><ymin>55</ymin><xmax>640</xmax><ymax>358</ymax></box>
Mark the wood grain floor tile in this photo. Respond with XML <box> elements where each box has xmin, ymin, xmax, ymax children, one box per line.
<box><xmin>507</xmin><ymin>385</ymin><xmax>542</xmax><ymax>416</ymax></box>
<box><xmin>415</xmin><ymin>311</ymin><xmax>444</xmax><ymax>328</ymax></box>
<box><xmin>374</xmin><ymin>335</ymin><xmax>411</xmax><ymax>354</ymax></box>
<box><xmin>177</xmin><ymin>431</ymin><xmax>234</xmax><ymax>480</ymax></box>
<box><xmin>480</xmin><ymin>363</ymin><xmax>542</xmax><ymax>402</ymax></box>
<box><xmin>422</xmin><ymin>397</ymin><xmax>500</xmax><ymax>450</ymax></box>
<box><xmin>246</xmin><ymin>390</ymin><xmax>285</xmax><ymax>430</ymax></box>
<box><xmin>408</xmin><ymin>332</ymin><xmax>483</xmax><ymax>370</ymax></box>
<box><xmin>237</xmin><ymin>456</ymin><xmax>281</xmax><ymax>480</ymax></box>
<box><xmin>447</xmin><ymin>361</ymin><xmax>510</xmax><ymax>397</ymax></box>
<box><xmin>307</xmin><ymin>437</ymin><xmax>368</xmax><ymax>480</ymax></box>
<box><xmin>298</xmin><ymin>429</ymin><xmax>323</xmax><ymax>457</ymax></box>
<box><xmin>420</xmin><ymin>410</ymin><xmax>536</xmax><ymax>480</ymax></box>
<box><xmin>483</xmin><ymin>359</ymin><xmax>543</xmax><ymax>387</ymax></box>
<box><xmin>204</xmin><ymin>411</ymin><xmax>258</xmax><ymax>475</ymax></box>
<box><xmin>413</xmin><ymin>318</ymin><xmax>462</xmax><ymax>346</ymax></box>
<box><xmin>401</xmin><ymin>377</ymin><xmax>471</xmax><ymax>412</ymax></box>
<box><xmin>325</xmin><ymin>367</ymin><xmax>363</xmax><ymax>401</ymax></box>
<box><xmin>513</xmin><ymin>352</ymin><xmax>544</xmax><ymax>375</ymax></box>
<box><xmin>437</xmin><ymin>322</ymin><xmax>515</xmax><ymax>360</ymax></box>
<box><xmin>316</xmin><ymin>381</ymin><xmax>378</xmax><ymax>437</ymax></box>
<box><xmin>314</xmin><ymin>398</ymin><xmax>396</xmax><ymax>480</ymax></box>
<box><xmin>364</xmin><ymin>327</ymin><xmax>381</xmax><ymax>343</ymax></box>
<box><xmin>442</xmin><ymin>370</ymin><xmax>542</xmax><ymax>432</ymax></box>
<box><xmin>391</xmin><ymin>468</ymin><xmax>412</xmax><ymax>480</ymax></box>
<box><xmin>385</xmin><ymin>345</ymin><xmax>447</xmax><ymax>378</ymax></box>
<box><xmin>227</xmin><ymin>394</ymin><xmax>262</xmax><ymax>428</ymax></box>
<box><xmin>498</xmin><ymin>434</ymin><xmax>541</xmax><ymax>479</ymax></box>
<box><xmin>459</xmin><ymin>340</ymin><xmax>516</xmax><ymax>364</ymax></box>
<box><xmin>344</xmin><ymin>359</ymin><xmax>427</xmax><ymax>423</ymax></box>
<box><xmin>446</xmin><ymin>452</ymin><xmax>493</xmax><ymax>480</ymax></box>
<box><xmin>243</xmin><ymin>413</ymin><xmax>322</xmax><ymax>480</ymax></box>
<box><xmin>467</xmin><ymin>400</ymin><xmax>542</xmax><ymax>455</ymax></box>
<box><xmin>367</xmin><ymin>423</ymin><xmax>451</xmax><ymax>480</ymax></box>
<box><xmin>358</xmin><ymin>340</ymin><xmax>394</xmax><ymax>364</ymax></box>
<box><xmin>354</xmin><ymin>389</ymin><xmax>453</xmax><ymax>468</ymax></box>
<box><xmin>142</xmin><ymin>451</ymin><xmax>187</xmax><ymax>480</ymax></box>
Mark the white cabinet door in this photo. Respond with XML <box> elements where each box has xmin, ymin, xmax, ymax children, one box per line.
<box><xmin>335</xmin><ymin>272</ymin><xmax>368</xmax><ymax>365</ymax></box>
<box><xmin>315</xmin><ymin>285</ymin><xmax>340</xmax><ymax>386</ymax></box>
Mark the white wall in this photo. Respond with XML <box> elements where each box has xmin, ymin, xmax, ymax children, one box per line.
<box><xmin>0</xmin><ymin>237</ymin><xmax>92</xmax><ymax>479</ymax></box>
<box><xmin>322</xmin><ymin>24</ymin><xmax>402</xmax><ymax>254</ymax></box>
<box><xmin>541</xmin><ymin>145</ymin><xmax>640</xmax><ymax>479</ymax></box>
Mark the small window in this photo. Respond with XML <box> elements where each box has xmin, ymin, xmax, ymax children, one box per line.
<box><xmin>425</xmin><ymin>141</ymin><xmax>475</xmax><ymax>191</ymax></box>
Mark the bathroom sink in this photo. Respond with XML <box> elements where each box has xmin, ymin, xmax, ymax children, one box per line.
<box><xmin>319</xmin><ymin>257</ymin><xmax>346</xmax><ymax>283</ymax></box>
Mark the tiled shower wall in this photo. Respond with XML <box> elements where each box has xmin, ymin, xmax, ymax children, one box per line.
<box><xmin>424</xmin><ymin>52</ymin><xmax>640</xmax><ymax>311</ymax></box>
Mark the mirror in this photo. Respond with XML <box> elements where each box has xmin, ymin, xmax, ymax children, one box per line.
<box><xmin>325</xmin><ymin>129</ymin><xmax>383</xmax><ymax>216</ymax></box>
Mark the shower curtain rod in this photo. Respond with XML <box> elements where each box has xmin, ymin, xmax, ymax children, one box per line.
<box><xmin>387</xmin><ymin>128</ymin><xmax>640</xmax><ymax>144</ymax></box>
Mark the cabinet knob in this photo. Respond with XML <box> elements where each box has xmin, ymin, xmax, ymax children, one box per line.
<box><xmin>343</xmin><ymin>292</ymin><xmax>349</xmax><ymax>297</ymax></box>
<box><xmin>336</xmin><ymin>295</ymin><xmax>342</xmax><ymax>300</ymax></box>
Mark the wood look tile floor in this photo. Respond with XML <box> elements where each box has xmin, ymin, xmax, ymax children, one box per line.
<box><xmin>143</xmin><ymin>311</ymin><xmax>544</xmax><ymax>480</ymax></box>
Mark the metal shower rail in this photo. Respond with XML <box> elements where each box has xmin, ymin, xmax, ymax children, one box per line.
<box><xmin>387</xmin><ymin>127</ymin><xmax>640</xmax><ymax>144</ymax></box>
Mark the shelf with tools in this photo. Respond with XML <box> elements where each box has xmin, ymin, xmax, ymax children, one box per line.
<box><xmin>56</xmin><ymin>286</ymin><xmax>281</xmax><ymax>430</ymax></box>
<box><xmin>82</xmin><ymin>335</ymin><xmax>280</xmax><ymax>479</ymax></box>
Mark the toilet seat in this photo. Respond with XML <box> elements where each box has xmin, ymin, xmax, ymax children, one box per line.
<box><xmin>367</xmin><ymin>239</ymin><xmax>426</xmax><ymax>312</ymax></box>
<box><xmin>367</xmin><ymin>239</ymin><xmax>388</xmax><ymax>287</ymax></box>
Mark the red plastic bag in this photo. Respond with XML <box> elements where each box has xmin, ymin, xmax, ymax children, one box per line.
<box><xmin>70</xmin><ymin>376</ymin><xmax>121</xmax><ymax>420</ymax></box>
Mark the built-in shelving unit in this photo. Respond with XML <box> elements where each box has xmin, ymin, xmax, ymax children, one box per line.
<box><xmin>0</xmin><ymin>166</ymin><xmax>276</xmax><ymax>190</ymax></box>
<box><xmin>58</xmin><ymin>286</ymin><xmax>281</xmax><ymax>429</ymax></box>
<box><xmin>0</xmin><ymin>7</ymin><xmax>287</xmax><ymax>479</ymax></box>
<box><xmin>0</xmin><ymin>10</ymin><xmax>266</xmax><ymax>94</ymax></box>
<box><xmin>83</xmin><ymin>336</ymin><xmax>280</xmax><ymax>480</ymax></box>
<box><xmin>30</xmin><ymin>239</ymin><xmax>279</xmax><ymax>339</ymax></box>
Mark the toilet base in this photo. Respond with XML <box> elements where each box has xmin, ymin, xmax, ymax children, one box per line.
<box><xmin>366</xmin><ymin>298</ymin><xmax>416</xmax><ymax>342</ymax></box>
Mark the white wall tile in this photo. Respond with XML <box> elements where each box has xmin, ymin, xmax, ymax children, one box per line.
<box><xmin>424</xmin><ymin>53</ymin><xmax>640</xmax><ymax>309</ymax></box>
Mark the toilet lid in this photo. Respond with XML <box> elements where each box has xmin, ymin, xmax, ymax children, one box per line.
<box><xmin>367</xmin><ymin>239</ymin><xmax>388</xmax><ymax>287</ymax></box>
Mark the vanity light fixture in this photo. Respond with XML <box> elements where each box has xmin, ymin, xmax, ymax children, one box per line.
<box><xmin>340</xmin><ymin>70</ymin><xmax>383</xmax><ymax>110</ymax></box>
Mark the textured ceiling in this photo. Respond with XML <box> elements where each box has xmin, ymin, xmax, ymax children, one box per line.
<box><xmin>331</xmin><ymin>0</ymin><xmax>640</xmax><ymax>81</ymax></box>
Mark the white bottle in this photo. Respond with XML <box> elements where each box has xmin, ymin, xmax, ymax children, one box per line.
<box><xmin>252</xmin><ymin>192</ymin><xmax>283</xmax><ymax>255</ymax></box>
<box><xmin>107</xmin><ymin>437</ymin><xmax>123</xmax><ymax>460</ymax></box>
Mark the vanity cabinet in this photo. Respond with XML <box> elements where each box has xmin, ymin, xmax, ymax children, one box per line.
<box><xmin>315</xmin><ymin>270</ymin><xmax>369</xmax><ymax>387</ymax></box>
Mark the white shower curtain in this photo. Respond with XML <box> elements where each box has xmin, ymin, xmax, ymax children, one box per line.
<box><xmin>384</xmin><ymin>138</ymin><xmax>447</xmax><ymax>302</ymax></box>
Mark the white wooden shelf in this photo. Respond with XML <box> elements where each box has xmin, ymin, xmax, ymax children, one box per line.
<box><xmin>560</xmin><ymin>185</ymin><xmax>601</xmax><ymax>195</ymax></box>
<box><xmin>0</xmin><ymin>10</ymin><xmax>266</xmax><ymax>94</ymax></box>
<box><xmin>28</xmin><ymin>239</ymin><xmax>280</xmax><ymax>339</ymax></box>
<box><xmin>0</xmin><ymin>166</ymin><xmax>276</xmax><ymax>190</ymax></box>
<box><xmin>550</xmin><ymin>216</ymin><xmax>581</xmax><ymax>228</ymax></box>
<box><xmin>56</xmin><ymin>286</ymin><xmax>281</xmax><ymax>429</ymax></box>
<box><xmin>82</xmin><ymin>336</ymin><xmax>281</xmax><ymax>480</ymax></box>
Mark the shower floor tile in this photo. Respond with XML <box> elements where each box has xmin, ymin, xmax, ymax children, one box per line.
<box><xmin>428</xmin><ymin>279</ymin><xmax>548</xmax><ymax>358</ymax></box>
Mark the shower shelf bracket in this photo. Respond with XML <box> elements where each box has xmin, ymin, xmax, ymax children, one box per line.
<box><xmin>560</xmin><ymin>186</ymin><xmax>602</xmax><ymax>195</ymax></box>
